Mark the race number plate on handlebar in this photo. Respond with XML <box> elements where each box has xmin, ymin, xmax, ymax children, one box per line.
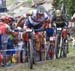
<box><xmin>57</xmin><ymin>28</ymin><xmax>62</xmax><ymax>31</ymax></box>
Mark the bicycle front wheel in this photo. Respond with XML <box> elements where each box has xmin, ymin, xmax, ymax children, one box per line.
<box><xmin>28</xmin><ymin>39</ymin><xmax>34</xmax><ymax>69</ymax></box>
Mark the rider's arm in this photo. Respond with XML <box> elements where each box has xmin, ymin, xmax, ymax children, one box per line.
<box><xmin>17</xmin><ymin>16</ymin><xmax>25</xmax><ymax>27</ymax></box>
<box><xmin>51</xmin><ymin>16</ymin><xmax>56</xmax><ymax>27</ymax></box>
<box><xmin>26</xmin><ymin>13</ymin><xmax>32</xmax><ymax>16</ymax></box>
<box><xmin>62</xmin><ymin>16</ymin><xmax>69</xmax><ymax>27</ymax></box>
<box><xmin>35</xmin><ymin>20</ymin><xmax>51</xmax><ymax>32</ymax></box>
<box><xmin>42</xmin><ymin>14</ymin><xmax>51</xmax><ymax>28</ymax></box>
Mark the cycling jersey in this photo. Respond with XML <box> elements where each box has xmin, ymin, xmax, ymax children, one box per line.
<box><xmin>24</xmin><ymin>11</ymin><xmax>50</xmax><ymax>43</ymax></box>
<box><xmin>51</xmin><ymin>15</ymin><xmax>68</xmax><ymax>28</ymax></box>
<box><xmin>46</xmin><ymin>28</ymin><xmax>54</xmax><ymax>37</ymax></box>
<box><xmin>25</xmin><ymin>12</ymin><xmax>49</xmax><ymax>29</ymax></box>
<box><xmin>46</xmin><ymin>28</ymin><xmax>54</xmax><ymax>41</ymax></box>
<box><xmin>61</xmin><ymin>29</ymin><xmax>67</xmax><ymax>38</ymax></box>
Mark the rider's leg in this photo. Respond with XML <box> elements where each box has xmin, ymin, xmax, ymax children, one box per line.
<box><xmin>60</xmin><ymin>38</ymin><xmax>64</xmax><ymax>58</ymax></box>
<box><xmin>35</xmin><ymin>32</ymin><xmax>42</xmax><ymax>61</ymax></box>
<box><xmin>60</xmin><ymin>47</ymin><xmax>63</xmax><ymax>58</ymax></box>
<box><xmin>63</xmin><ymin>38</ymin><xmax>67</xmax><ymax>57</ymax></box>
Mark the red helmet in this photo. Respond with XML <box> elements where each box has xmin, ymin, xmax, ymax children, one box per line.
<box><xmin>1</xmin><ymin>16</ymin><xmax>12</xmax><ymax>23</ymax></box>
<box><xmin>1</xmin><ymin>16</ymin><xmax>10</xmax><ymax>20</ymax></box>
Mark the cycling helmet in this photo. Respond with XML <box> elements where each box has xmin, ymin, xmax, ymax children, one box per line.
<box><xmin>28</xmin><ymin>9</ymin><xmax>33</xmax><ymax>15</ymax></box>
<box><xmin>55</xmin><ymin>9</ymin><xmax>62</xmax><ymax>16</ymax></box>
<box><xmin>36</xmin><ymin>6</ymin><xmax>45</xmax><ymax>14</ymax></box>
<box><xmin>1</xmin><ymin>16</ymin><xmax>12</xmax><ymax>22</ymax></box>
<box><xmin>26</xmin><ymin>8</ymin><xmax>37</xmax><ymax>16</ymax></box>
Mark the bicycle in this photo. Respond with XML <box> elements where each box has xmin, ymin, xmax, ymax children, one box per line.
<box><xmin>25</xmin><ymin>29</ymin><xmax>35</xmax><ymax>69</ymax></box>
<box><xmin>55</xmin><ymin>27</ymin><xmax>62</xmax><ymax>59</ymax></box>
<box><xmin>56</xmin><ymin>27</ymin><xmax>68</xmax><ymax>58</ymax></box>
<box><xmin>60</xmin><ymin>38</ymin><xmax>68</xmax><ymax>58</ymax></box>
<box><xmin>60</xmin><ymin>28</ymin><xmax>68</xmax><ymax>58</ymax></box>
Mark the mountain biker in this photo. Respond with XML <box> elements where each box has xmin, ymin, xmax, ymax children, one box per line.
<box><xmin>51</xmin><ymin>9</ymin><xmax>68</xmax><ymax>58</ymax></box>
<box><xmin>0</xmin><ymin>16</ymin><xmax>14</xmax><ymax>65</ymax></box>
<box><xmin>16</xmin><ymin>8</ymin><xmax>35</xmax><ymax>28</ymax></box>
<box><xmin>14</xmin><ymin>27</ymin><xmax>24</xmax><ymax>63</ymax></box>
<box><xmin>23</xmin><ymin>6</ymin><xmax>51</xmax><ymax>61</ymax></box>
<box><xmin>51</xmin><ymin>9</ymin><xmax>68</xmax><ymax>27</ymax></box>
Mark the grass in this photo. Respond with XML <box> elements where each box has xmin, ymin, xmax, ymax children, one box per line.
<box><xmin>0</xmin><ymin>42</ymin><xmax>75</xmax><ymax>71</ymax></box>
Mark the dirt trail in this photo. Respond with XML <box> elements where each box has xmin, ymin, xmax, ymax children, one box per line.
<box><xmin>0</xmin><ymin>47</ymin><xmax>75</xmax><ymax>71</ymax></box>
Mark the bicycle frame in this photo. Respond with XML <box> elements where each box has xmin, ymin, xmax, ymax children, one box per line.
<box><xmin>55</xmin><ymin>27</ymin><xmax>62</xmax><ymax>59</ymax></box>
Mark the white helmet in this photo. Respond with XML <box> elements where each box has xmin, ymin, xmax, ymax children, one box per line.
<box><xmin>55</xmin><ymin>9</ymin><xmax>62</xmax><ymax>16</ymax></box>
<box><xmin>36</xmin><ymin>6</ymin><xmax>45</xmax><ymax>14</ymax></box>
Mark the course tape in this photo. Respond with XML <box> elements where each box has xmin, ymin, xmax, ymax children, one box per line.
<box><xmin>0</xmin><ymin>48</ymin><xmax>24</xmax><ymax>52</ymax></box>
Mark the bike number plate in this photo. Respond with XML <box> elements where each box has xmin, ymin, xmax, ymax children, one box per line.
<box><xmin>57</xmin><ymin>28</ymin><xmax>62</xmax><ymax>31</ymax></box>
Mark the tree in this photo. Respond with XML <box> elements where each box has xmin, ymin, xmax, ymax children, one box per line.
<box><xmin>54</xmin><ymin>0</ymin><xmax>75</xmax><ymax>16</ymax></box>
